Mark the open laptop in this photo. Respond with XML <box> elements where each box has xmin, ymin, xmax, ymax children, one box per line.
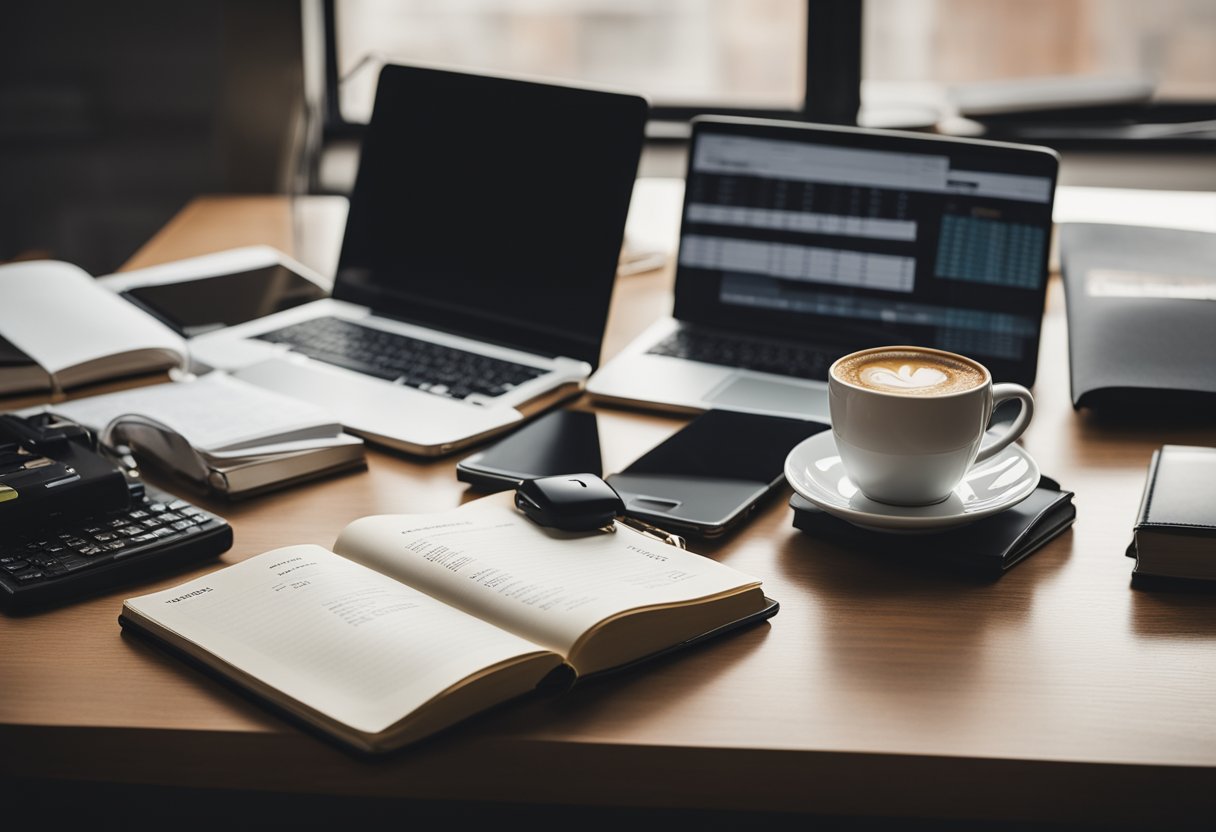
<box><xmin>190</xmin><ymin>63</ymin><xmax>647</xmax><ymax>455</ymax></box>
<box><xmin>587</xmin><ymin>116</ymin><xmax>1059</xmax><ymax>421</ymax></box>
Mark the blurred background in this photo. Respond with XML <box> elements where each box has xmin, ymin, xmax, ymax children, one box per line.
<box><xmin>3</xmin><ymin>0</ymin><xmax>1213</xmax><ymax>276</ymax></box>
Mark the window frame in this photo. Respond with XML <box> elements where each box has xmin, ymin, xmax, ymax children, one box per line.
<box><xmin>317</xmin><ymin>0</ymin><xmax>862</xmax><ymax>141</ymax></box>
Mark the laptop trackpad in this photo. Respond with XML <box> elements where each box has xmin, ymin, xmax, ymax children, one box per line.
<box><xmin>705</xmin><ymin>375</ymin><xmax>828</xmax><ymax>420</ymax></box>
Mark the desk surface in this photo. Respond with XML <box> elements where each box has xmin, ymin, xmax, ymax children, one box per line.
<box><xmin>4</xmin><ymin>195</ymin><xmax>1216</xmax><ymax>826</ymax></box>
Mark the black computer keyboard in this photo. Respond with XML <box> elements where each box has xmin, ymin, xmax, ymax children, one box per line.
<box><xmin>255</xmin><ymin>316</ymin><xmax>547</xmax><ymax>400</ymax></box>
<box><xmin>647</xmin><ymin>328</ymin><xmax>837</xmax><ymax>381</ymax></box>
<box><xmin>0</xmin><ymin>481</ymin><xmax>231</xmax><ymax>613</ymax></box>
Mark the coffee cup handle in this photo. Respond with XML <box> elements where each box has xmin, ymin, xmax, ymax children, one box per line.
<box><xmin>975</xmin><ymin>383</ymin><xmax>1034</xmax><ymax>463</ymax></box>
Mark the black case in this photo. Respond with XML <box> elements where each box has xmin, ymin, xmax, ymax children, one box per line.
<box><xmin>790</xmin><ymin>476</ymin><xmax>1076</xmax><ymax>577</ymax></box>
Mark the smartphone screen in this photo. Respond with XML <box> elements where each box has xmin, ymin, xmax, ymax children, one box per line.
<box><xmin>120</xmin><ymin>265</ymin><xmax>328</xmax><ymax>338</ymax></box>
<box><xmin>608</xmin><ymin>410</ymin><xmax>828</xmax><ymax>537</ymax></box>
<box><xmin>456</xmin><ymin>409</ymin><xmax>602</xmax><ymax>491</ymax></box>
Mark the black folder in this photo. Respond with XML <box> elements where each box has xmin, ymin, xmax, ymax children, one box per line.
<box><xmin>1059</xmin><ymin>223</ymin><xmax>1216</xmax><ymax>412</ymax></box>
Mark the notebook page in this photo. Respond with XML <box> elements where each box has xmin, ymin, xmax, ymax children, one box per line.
<box><xmin>333</xmin><ymin>493</ymin><xmax>762</xmax><ymax>657</ymax></box>
<box><xmin>54</xmin><ymin>372</ymin><xmax>342</xmax><ymax>452</ymax></box>
<box><xmin>123</xmin><ymin>546</ymin><xmax>551</xmax><ymax>735</ymax></box>
<box><xmin>0</xmin><ymin>260</ymin><xmax>185</xmax><ymax>376</ymax></box>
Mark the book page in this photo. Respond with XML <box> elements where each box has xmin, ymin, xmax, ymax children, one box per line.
<box><xmin>0</xmin><ymin>260</ymin><xmax>185</xmax><ymax>377</ymax></box>
<box><xmin>53</xmin><ymin>371</ymin><xmax>343</xmax><ymax>453</ymax></box>
<box><xmin>123</xmin><ymin>545</ymin><xmax>554</xmax><ymax>736</ymax></box>
<box><xmin>332</xmin><ymin>493</ymin><xmax>762</xmax><ymax>658</ymax></box>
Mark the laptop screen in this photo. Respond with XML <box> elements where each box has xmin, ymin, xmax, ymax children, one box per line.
<box><xmin>333</xmin><ymin>64</ymin><xmax>648</xmax><ymax>368</ymax></box>
<box><xmin>673</xmin><ymin>117</ymin><xmax>1059</xmax><ymax>386</ymax></box>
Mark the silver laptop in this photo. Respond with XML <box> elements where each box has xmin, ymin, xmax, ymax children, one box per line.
<box><xmin>588</xmin><ymin>116</ymin><xmax>1059</xmax><ymax>421</ymax></box>
<box><xmin>190</xmin><ymin>63</ymin><xmax>647</xmax><ymax>455</ymax></box>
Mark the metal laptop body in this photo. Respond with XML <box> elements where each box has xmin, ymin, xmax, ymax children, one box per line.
<box><xmin>587</xmin><ymin>116</ymin><xmax>1059</xmax><ymax>422</ymax></box>
<box><xmin>190</xmin><ymin>63</ymin><xmax>647</xmax><ymax>455</ymax></box>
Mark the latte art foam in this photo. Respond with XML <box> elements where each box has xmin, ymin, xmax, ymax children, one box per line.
<box><xmin>833</xmin><ymin>350</ymin><xmax>985</xmax><ymax>396</ymax></box>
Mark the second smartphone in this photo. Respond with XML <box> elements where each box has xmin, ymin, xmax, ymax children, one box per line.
<box><xmin>606</xmin><ymin>409</ymin><xmax>829</xmax><ymax>538</ymax></box>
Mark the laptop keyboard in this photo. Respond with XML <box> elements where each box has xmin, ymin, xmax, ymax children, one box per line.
<box><xmin>647</xmin><ymin>328</ymin><xmax>838</xmax><ymax>381</ymax></box>
<box><xmin>255</xmin><ymin>316</ymin><xmax>547</xmax><ymax>400</ymax></box>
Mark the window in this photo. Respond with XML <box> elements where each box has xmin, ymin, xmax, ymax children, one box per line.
<box><xmin>322</xmin><ymin>0</ymin><xmax>861</xmax><ymax>134</ymax></box>
<box><xmin>861</xmin><ymin>0</ymin><xmax>1216</xmax><ymax>135</ymax></box>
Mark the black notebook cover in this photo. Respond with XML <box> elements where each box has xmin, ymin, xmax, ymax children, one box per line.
<box><xmin>1059</xmin><ymin>223</ymin><xmax>1216</xmax><ymax>412</ymax></box>
<box><xmin>790</xmin><ymin>476</ymin><xmax>1076</xmax><ymax>577</ymax></box>
<box><xmin>1125</xmin><ymin>445</ymin><xmax>1216</xmax><ymax>585</ymax></box>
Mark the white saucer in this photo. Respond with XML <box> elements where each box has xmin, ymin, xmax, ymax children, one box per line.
<box><xmin>784</xmin><ymin>430</ymin><xmax>1040</xmax><ymax>533</ymax></box>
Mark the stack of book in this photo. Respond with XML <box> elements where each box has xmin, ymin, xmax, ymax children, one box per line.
<box><xmin>47</xmin><ymin>372</ymin><xmax>365</xmax><ymax>499</ymax></box>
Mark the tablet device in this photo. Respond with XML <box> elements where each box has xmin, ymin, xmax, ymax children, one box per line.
<box><xmin>607</xmin><ymin>409</ymin><xmax>829</xmax><ymax>538</ymax></box>
<box><xmin>99</xmin><ymin>246</ymin><xmax>329</xmax><ymax>338</ymax></box>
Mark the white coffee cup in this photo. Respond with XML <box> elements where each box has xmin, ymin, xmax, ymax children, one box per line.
<box><xmin>827</xmin><ymin>345</ymin><xmax>1034</xmax><ymax>506</ymax></box>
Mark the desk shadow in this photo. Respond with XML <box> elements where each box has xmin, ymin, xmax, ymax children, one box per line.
<box><xmin>1129</xmin><ymin>578</ymin><xmax>1216</xmax><ymax>639</ymax></box>
<box><xmin>772</xmin><ymin>523</ymin><xmax>1071</xmax><ymax>695</ymax></box>
<box><xmin>776</xmin><ymin>521</ymin><xmax>1073</xmax><ymax>597</ymax></box>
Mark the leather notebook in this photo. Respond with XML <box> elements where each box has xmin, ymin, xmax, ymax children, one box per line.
<box><xmin>1126</xmin><ymin>445</ymin><xmax>1216</xmax><ymax>584</ymax></box>
<box><xmin>790</xmin><ymin>476</ymin><xmax>1076</xmax><ymax>577</ymax></box>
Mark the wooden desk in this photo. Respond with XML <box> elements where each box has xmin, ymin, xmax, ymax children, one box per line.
<box><xmin>3</xmin><ymin>196</ymin><xmax>1215</xmax><ymax>827</ymax></box>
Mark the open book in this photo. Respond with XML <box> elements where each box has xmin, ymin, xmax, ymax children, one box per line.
<box><xmin>0</xmin><ymin>260</ymin><xmax>187</xmax><ymax>396</ymax></box>
<box><xmin>50</xmin><ymin>372</ymin><xmax>365</xmax><ymax>498</ymax></box>
<box><xmin>119</xmin><ymin>492</ymin><xmax>776</xmax><ymax>753</ymax></box>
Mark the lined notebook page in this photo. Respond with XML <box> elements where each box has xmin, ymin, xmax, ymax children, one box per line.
<box><xmin>54</xmin><ymin>372</ymin><xmax>342</xmax><ymax>452</ymax></box>
<box><xmin>333</xmin><ymin>493</ymin><xmax>762</xmax><ymax>656</ymax></box>
<box><xmin>123</xmin><ymin>546</ymin><xmax>552</xmax><ymax>735</ymax></box>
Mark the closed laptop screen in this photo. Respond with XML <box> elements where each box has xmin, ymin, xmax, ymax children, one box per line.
<box><xmin>334</xmin><ymin>64</ymin><xmax>648</xmax><ymax>368</ymax></box>
<box><xmin>673</xmin><ymin>119</ymin><xmax>1058</xmax><ymax>386</ymax></box>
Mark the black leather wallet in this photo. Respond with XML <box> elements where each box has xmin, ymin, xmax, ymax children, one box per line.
<box><xmin>790</xmin><ymin>476</ymin><xmax>1076</xmax><ymax>577</ymax></box>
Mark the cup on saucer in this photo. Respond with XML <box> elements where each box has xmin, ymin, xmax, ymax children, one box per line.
<box><xmin>827</xmin><ymin>345</ymin><xmax>1034</xmax><ymax>507</ymax></box>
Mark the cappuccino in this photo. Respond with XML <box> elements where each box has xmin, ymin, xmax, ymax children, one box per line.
<box><xmin>833</xmin><ymin>348</ymin><xmax>985</xmax><ymax>396</ymax></box>
<box><xmin>828</xmin><ymin>345</ymin><xmax>1034</xmax><ymax>504</ymax></box>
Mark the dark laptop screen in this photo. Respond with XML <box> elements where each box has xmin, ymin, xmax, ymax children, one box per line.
<box><xmin>673</xmin><ymin>117</ymin><xmax>1059</xmax><ymax>386</ymax></box>
<box><xmin>334</xmin><ymin>64</ymin><xmax>648</xmax><ymax>368</ymax></box>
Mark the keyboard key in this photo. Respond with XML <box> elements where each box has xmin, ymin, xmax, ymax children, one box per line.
<box><xmin>0</xmin><ymin>484</ymin><xmax>232</xmax><ymax>612</ymax></box>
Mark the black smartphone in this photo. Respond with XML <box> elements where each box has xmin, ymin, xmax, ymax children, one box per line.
<box><xmin>456</xmin><ymin>409</ymin><xmax>602</xmax><ymax>492</ymax></box>
<box><xmin>607</xmin><ymin>410</ymin><xmax>829</xmax><ymax>538</ymax></box>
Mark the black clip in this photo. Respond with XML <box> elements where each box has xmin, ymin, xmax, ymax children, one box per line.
<box><xmin>514</xmin><ymin>474</ymin><xmax>685</xmax><ymax>549</ymax></box>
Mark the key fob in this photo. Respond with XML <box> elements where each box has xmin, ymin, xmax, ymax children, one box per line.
<box><xmin>514</xmin><ymin>474</ymin><xmax>624</xmax><ymax>531</ymax></box>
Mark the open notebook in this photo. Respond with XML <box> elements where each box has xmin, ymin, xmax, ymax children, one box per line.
<box><xmin>120</xmin><ymin>491</ymin><xmax>777</xmax><ymax>754</ymax></box>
